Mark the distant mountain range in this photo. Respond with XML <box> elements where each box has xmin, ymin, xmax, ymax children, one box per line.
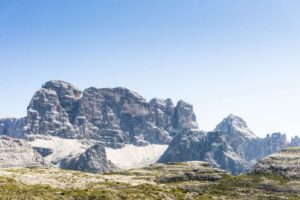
<box><xmin>0</xmin><ymin>80</ymin><xmax>299</xmax><ymax>174</ymax></box>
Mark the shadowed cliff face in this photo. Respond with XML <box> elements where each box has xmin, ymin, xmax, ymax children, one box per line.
<box><xmin>14</xmin><ymin>80</ymin><xmax>198</xmax><ymax>148</ymax></box>
<box><xmin>159</xmin><ymin>115</ymin><xmax>289</xmax><ymax>175</ymax></box>
<box><xmin>0</xmin><ymin>118</ymin><xmax>27</xmax><ymax>138</ymax></box>
<box><xmin>0</xmin><ymin>81</ymin><xmax>298</xmax><ymax>175</ymax></box>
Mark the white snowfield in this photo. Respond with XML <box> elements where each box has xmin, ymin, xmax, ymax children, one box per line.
<box><xmin>28</xmin><ymin>135</ymin><xmax>95</xmax><ymax>164</ymax></box>
<box><xmin>106</xmin><ymin>144</ymin><xmax>168</xmax><ymax>169</ymax></box>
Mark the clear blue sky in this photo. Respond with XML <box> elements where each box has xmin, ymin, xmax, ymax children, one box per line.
<box><xmin>1</xmin><ymin>0</ymin><xmax>300</xmax><ymax>138</ymax></box>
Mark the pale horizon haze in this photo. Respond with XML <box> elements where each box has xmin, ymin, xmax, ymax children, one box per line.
<box><xmin>1</xmin><ymin>1</ymin><xmax>300</xmax><ymax>139</ymax></box>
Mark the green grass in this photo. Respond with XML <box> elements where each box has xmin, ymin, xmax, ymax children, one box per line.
<box><xmin>0</xmin><ymin>170</ymin><xmax>298</xmax><ymax>200</ymax></box>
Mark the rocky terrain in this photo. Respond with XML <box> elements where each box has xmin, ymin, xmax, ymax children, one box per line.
<box><xmin>291</xmin><ymin>136</ymin><xmax>300</xmax><ymax>147</ymax></box>
<box><xmin>0</xmin><ymin>136</ymin><xmax>45</xmax><ymax>168</ymax></box>
<box><xmin>0</xmin><ymin>80</ymin><xmax>299</xmax><ymax>175</ymax></box>
<box><xmin>60</xmin><ymin>143</ymin><xmax>118</xmax><ymax>173</ymax></box>
<box><xmin>0</xmin><ymin>159</ymin><xmax>299</xmax><ymax>200</ymax></box>
<box><xmin>0</xmin><ymin>118</ymin><xmax>26</xmax><ymax>138</ymax></box>
<box><xmin>252</xmin><ymin>147</ymin><xmax>300</xmax><ymax>179</ymax></box>
<box><xmin>26</xmin><ymin>80</ymin><xmax>198</xmax><ymax>148</ymax></box>
<box><xmin>159</xmin><ymin>115</ymin><xmax>289</xmax><ymax>174</ymax></box>
<box><xmin>0</xmin><ymin>80</ymin><xmax>199</xmax><ymax>173</ymax></box>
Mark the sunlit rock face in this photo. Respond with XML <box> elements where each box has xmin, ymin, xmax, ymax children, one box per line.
<box><xmin>159</xmin><ymin>115</ymin><xmax>289</xmax><ymax>175</ymax></box>
<box><xmin>0</xmin><ymin>118</ymin><xmax>27</xmax><ymax>138</ymax></box>
<box><xmin>1</xmin><ymin>80</ymin><xmax>298</xmax><ymax>175</ymax></box>
<box><xmin>252</xmin><ymin>147</ymin><xmax>300</xmax><ymax>179</ymax></box>
<box><xmin>60</xmin><ymin>143</ymin><xmax>117</xmax><ymax>173</ymax></box>
<box><xmin>26</xmin><ymin>80</ymin><xmax>82</xmax><ymax>139</ymax></box>
<box><xmin>158</xmin><ymin>130</ymin><xmax>246</xmax><ymax>175</ymax></box>
<box><xmin>0</xmin><ymin>136</ymin><xmax>46</xmax><ymax>168</ymax></box>
<box><xmin>25</xmin><ymin>80</ymin><xmax>198</xmax><ymax>148</ymax></box>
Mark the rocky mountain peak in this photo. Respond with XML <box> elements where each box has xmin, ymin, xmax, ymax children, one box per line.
<box><xmin>214</xmin><ymin>114</ymin><xmax>256</xmax><ymax>139</ymax></box>
<box><xmin>20</xmin><ymin>81</ymin><xmax>201</xmax><ymax>148</ymax></box>
<box><xmin>43</xmin><ymin>80</ymin><xmax>82</xmax><ymax>98</ymax></box>
<box><xmin>149</xmin><ymin>98</ymin><xmax>174</xmax><ymax>109</ymax></box>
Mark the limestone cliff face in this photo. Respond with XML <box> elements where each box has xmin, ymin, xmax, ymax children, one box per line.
<box><xmin>159</xmin><ymin>115</ymin><xmax>289</xmax><ymax>175</ymax></box>
<box><xmin>25</xmin><ymin>80</ymin><xmax>198</xmax><ymax>148</ymax></box>
<box><xmin>0</xmin><ymin>81</ymin><xmax>299</xmax><ymax>175</ymax></box>
<box><xmin>252</xmin><ymin>147</ymin><xmax>300</xmax><ymax>179</ymax></box>
<box><xmin>158</xmin><ymin>130</ymin><xmax>246</xmax><ymax>175</ymax></box>
<box><xmin>0</xmin><ymin>136</ymin><xmax>46</xmax><ymax>168</ymax></box>
<box><xmin>0</xmin><ymin>118</ymin><xmax>27</xmax><ymax>138</ymax></box>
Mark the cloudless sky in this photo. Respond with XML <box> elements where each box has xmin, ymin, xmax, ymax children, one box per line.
<box><xmin>1</xmin><ymin>0</ymin><xmax>300</xmax><ymax>138</ymax></box>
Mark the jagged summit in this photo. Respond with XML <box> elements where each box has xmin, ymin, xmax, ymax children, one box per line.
<box><xmin>83</xmin><ymin>86</ymin><xmax>146</xmax><ymax>103</ymax></box>
<box><xmin>0</xmin><ymin>80</ymin><xmax>297</xmax><ymax>175</ymax></box>
<box><xmin>214</xmin><ymin>114</ymin><xmax>256</xmax><ymax>139</ymax></box>
<box><xmin>9</xmin><ymin>81</ymin><xmax>198</xmax><ymax>147</ymax></box>
<box><xmin>43</xmin><ymin>80</ymin><xmax>78</xmax><ymax>89</ymax></box>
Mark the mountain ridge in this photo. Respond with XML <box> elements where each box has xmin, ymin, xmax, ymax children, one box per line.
<box><xmin>0</xmin><ymin>80</ymin><xmax>298</xmax><ymax>174</ymax></box>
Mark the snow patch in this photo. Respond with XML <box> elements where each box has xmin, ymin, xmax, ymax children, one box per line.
<box><xmin>106</xmin><ymin>144</ymin><xmax>168</xmax><ymax>169</ymax></box>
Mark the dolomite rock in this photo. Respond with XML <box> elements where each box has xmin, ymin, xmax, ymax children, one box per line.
<box><xmin>159</xmin><ymin>115</ymin><xmax>289</xmax><ymax>175</ymax></box>
<box><xmin>1</xmin><ymin>80</ymin><xmax>298</xmax><ymax>175</ymax></box>
<box><xmin>291</xmin><ymin>136</ymin><xmax>300</xmax><ymax>147</ymax></box>
<box><xmin>252</xmin><ymin>147</ymin><xmax>300</xmax><ymax>179</ymax></box>
<box><xmin>60</xmin><ymin>143</ymin><xmax>117</xmax><ymax>173</ymax></box>
<box><xmin>148</xmin><ymin>161</ymin><xmax>229</xmax><ymax>183</ymax></box>
<box><xmin>0</xmin><ymin>118</ymin><xmax>27</xmax><ymax>138</ymax></box>
<box><xmin>26</xmin><ymin>80</ymin><xmax>198</xmax><ymax>148</ymax></box>
<box><xmin>0</xmin><ymin>136</ymin><xmax>46</xmax><ymax>168</ymax></box>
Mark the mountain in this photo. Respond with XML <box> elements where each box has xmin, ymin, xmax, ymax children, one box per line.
<box><xmin>0</xmin><ymin>136</ymin><xmax>46</xmax><ymax>168</ymax></box>
<box><xmin>159</xmin><ymin>114</ymin><xmax>289</xmax><ymax>174</ymax></box>
<box><xmin>214</xmin><ymin>114</ymin><xmax>256</xmax><ymax>139</ymax></box>
<box><xmin>0</xmin><ymin>80</ymin><xmax>198</xmax><ymax>173</ymax></box>
<box><xmin>26</xmin><ymin>80</ymin><xmax>198</xmax><ymax>148</ymax></box>
<box><xmin>0</xmin><ymin>80</ymin><xmax>298</xmax><ymax>175</ymax></box>
<box><xmin>158</xmin><ymin>130</ymin><xmax>246</xmax><ymax>174</ymax></box>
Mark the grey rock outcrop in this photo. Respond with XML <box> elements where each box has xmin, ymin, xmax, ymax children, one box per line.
<box><xmin>2</xmin><ymin>80</ymin><xmax>299</xmax><ymax>175</ymax></box>
<box><xmin>291</xmin><ymin>136</ymin><xmax>300</xmax><ymax>147</ymax></box>
<box><xmin>60</xmin><ymin>143</ymin><xmax>117</xmax><ymax>173</ymax></box>
<box><xmin>158</xmin><ymin>130</ymin><xmax>246</xmax><ymax>175</ymax></box>
<box><xmin>214</xmin><ymin>114</ymin><xmax>256</xmax><ymax>139</ymax></box>
<box><xmin>247</xmin><ymin>132</ymin><xmax>288</xmax><ymax>161</ymax></box>
<box><xmin>0</xmin><ymin>118</ymin><xmax>27</xmax><ymax>138</ymax></box>
<box><xmin>159</xmin><ymin>115</ymin><xmax>289</xmax><ymax>175</ymax></box>
<box><xmin>252</xmin><ymin>147</ymin><xmax>300</xmax><ymax>179</ymax></box>
<box><xmin>0</xmin><ymin>136</ymin><xmax>46</xmax><ymax>168</ymax></box>
<box><xmin>147</xmin><ymin>161</ymin><xmax>229</xmax><ymax>183</ymax></box>
<box><xmin>27</xmin><ymin>80</ymin><xmax>82</xmax><ymax>139</ymax></box>
<box><xmin>26</xmin><ymin>80</ymin><xmax>198</xmax><ymax>148</ymax></box>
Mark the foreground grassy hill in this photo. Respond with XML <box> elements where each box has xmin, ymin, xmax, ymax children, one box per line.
<box><xmin>0</xmin><ymin>160</ymin><xmax>299</xmax><ymax>200</ymax></box>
